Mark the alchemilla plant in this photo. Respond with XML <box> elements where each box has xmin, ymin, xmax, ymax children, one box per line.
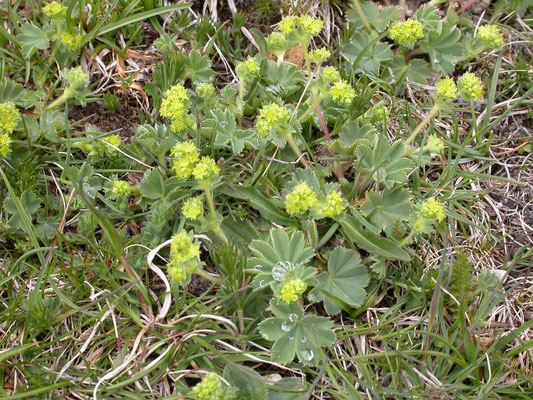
<box><xmin>1</xmin><ymin>0</ymin><xmax>531</xmax><ymax>398</ymax></box>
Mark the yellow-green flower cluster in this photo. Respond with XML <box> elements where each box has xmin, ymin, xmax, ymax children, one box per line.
<box><xmin>60</xmin><ymin>33</ymin><xmax>83</xmax><ymax>51</ymax></box>
<box><xmin>196</xmin><ymin>83</ymin><xmax>215</xmax><ymax>100</ymax></box>
<box><xmin>182</xmin><ymin>197</ymin><xmax>203</xmax><ymax>220</ymax></box>
<box><xmin>192</xmin><ymin>156</ymin><xmax>219</xmax><ymax>181</ymax></box>
<box><xmin>0</xmin><ymin>102</ymin><xmax>19</xmax><ymax>135</ymax></box>
<box><xmin>436</xmin><ymin>78</ymin><xmax>458</xmax><ymax>100</ymax></box>
<box><xmin>190</xmin><ymin>373</ymin><xmax>224</xmax><ymax>400</ymax></box>
<box><xmin>110</xmin><ymin>180</ymin><xmax>131</xmax><ymax>198</ymax></box>
<box><xmin>279</xmin><ymin>278</ymin><xmax>307</xmax><ymax>303</ymax></box>
<box><xmin>171</xmin><ymin>141</ymin><xmax>199</xmax><ymax>179</ymax></box>
<box><xmin>255</xmin><ymin>103</ymin><xmax>291</xmax><ymax>137</ymax></box>
<box><xmin>279</xmin><ymin>15</ymin><xmax>324</xmax><ymax>37</ymax></box>
<box><xmin>160</xmin><ymin>84</ymin><xmax>190</xmax><ymax>132</ymax></box>
<box><xmin>0</xmin><ymin>133</ymin><xmax>12</xmax><ymax>158</ymax></box>
<box><xmin>64</xmin><ymin>66</ymin><xmax>90</xmax><ymax>91</ymax></box>
<box><xmin>477</xmin><ymin>25</ymin><xmax>505</xmax><ymax>49</ymax></box>
<box><xmin>236</xmin><ymin>57</ymin><xmax>260</xmax><ymax>80</ymax></box>
<box><xmin>388</xmin><ymin>19</ymin><xmax>424</xmax><ymax>48</ymax></box>
<box><xmin>322</xmin><ymin>191</ymin><xmax>346</xmax><ymax>218</ymax></box>
<box><xmin>420</xmin><ymin>198</ymin><xmax>446</xmax><ymax>222</ymax></box>
<box><xmin>102</xmin><ymin>135</ymin><xmax>121</xmax><ymax>151</ymax></box>
<box><xmin>329</xmin><ymin>79</ymin><xmax>356</xmax><ymax>105</ymax></box>
<box><xmin>458</xmin><ymin>72</ymin><xmax>484</xmax><ymax>101</ymax></box>
<box><xmin>322</xmin><ymin>66</ymin><xmax>341</xmax><ymax>83</ymax></box>
<box><xmin>267</xmin><ymin>32</ymin><xmax>287</xmax><ymax>57</ymax></box>
<box><xmin>43</xmin><ymin>1</ymin><xmax>67</xmax><ymax>18</ymax></box>
<box><xmin>425</xmin><ymin>135</ymin><xmax>445</xmax><ymax>155</ymax></box>
<box><xmin>279</xmin><ymin>16</ymin><xmax>299</xmax><ymax>35</ymax></box>
<box><xmin>285</xmin><ymin>182</ymin><xmax>318</xmax><ymax>215</ymax></box>
<box><xmin>308</xmin><ymin>48</ymin><xmax>331</xmax><ymax>64</ymax></box>
<box><xmin>298</xmin><ymin>15</ymin><xmax>324</xmax><ymax>37</ymax></box>
<box><xmin>368</xmin><ymin>102</ymin><xmax>388</xmax><ymax>124</ymax></box>
<box><xmin>167</xmin><ymin>231</ymin><xmax>200</xmax><ymax>283</ymax></box>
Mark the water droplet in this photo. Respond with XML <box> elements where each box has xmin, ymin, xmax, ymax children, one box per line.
<box><xmin>299</xmin><ymin>349</ymin><xmax>314</xmax><ymax>362</ymax></box>
<box><xmin>301</xmin><ymin>337</ymin><xmax>307</xmax><ymax>343</ymax></box>
<box><xmin>308</xmin><ymin>293</ymin><xmax>318</xmax><ymax>302</ymax></box>
<box><xmin>288</xmin><ymin>336</ymin><xmax>294</xmax><ymax>341</ymax></box>
<box><xmin>281</xmin><ymin>321</ymin><xmax>291</xmax><ymax>332</ymax></box>
<box><xmin>220</xmin><ymin>121</ymin><xmax>228</xmax><ymax>128</ymax></box>
<box><xmin>254</xmin><ymin>265</ymin><xmax>263</xmax><ymax>270</ymax></box>
<box><xmin>288</xmin><ymin>313</ymin><xmax>299</xmax><ymax>322</ymax></box>
<box><xmin>259</xmin><ymin>280</ymin><xmax>266</xmax><ymax>288</ymax></box>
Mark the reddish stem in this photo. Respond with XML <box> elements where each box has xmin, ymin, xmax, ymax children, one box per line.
<box><xmin>316</xmin><ymin>105</ymin><xmax>331</xmax><ymax>142</ymax></box>
<box><xmin>457</xmin><ymin>0</ymin><xmax>477</xmax><ymax>14</ymax></box>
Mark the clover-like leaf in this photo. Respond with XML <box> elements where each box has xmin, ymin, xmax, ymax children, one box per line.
<box><xmin>312</xmin><ymin>248</ymin><xmax>369</xmax><ymax>315</ymax></box>
<box><xmin>415</xmin><ymin>5</ymin><xmax>441</xmax><ymax>34</ymax></box>
<box><xmin>356</xmin><ymin>134</ymin><xmax>414</xmax><ymax>189</ymax></box>
<box><xmin>360</xmin><ymin>187</ymin><xmax>411</xmax><ymax>234</ymax></box>
<box><xmin>389</xmin><ymin>56</ymin><xmax>432</xmax><ymax>85</ymax></box>
<box><xmin>18</xmin><ymin>24</ymin><xmax>49</xmax><ymax>58</ymax></box>
<box><xmin>248</xmin><ymin>229</ymin><xmax>315</xmax><ymax>291</ymax></box>
<box><xmin>420</xmin><ymin>23</ymin><xmax>463</xmax><ymax>75</ymax></box>
<box><xmin>343</xmin><ymin>33</ymin><xmax>393</xmax><ymax>76</ymax></box>
<box><xmin>4</xmin><ymin>191</ymin><xmax>41</xmax><ymax>230</ymax></box>
<box><xmin>203</xmin><ymin>109</ymin><xmax>254</xmax><ymax>155</ymax></box>
<box><xmin>346</xmin><ymin>3</ymin><xmax>400</xmax><ymax>32</ymax></box>
<box><xmin>330</xmin><ymin>121</ymin><xmax>376</xmax><ymax>155</ymax></box>
<box><xmin>224</xmin><ymin>364</ymin><xmax>267</xmax><ymax>400</ymax></box>
<box><xmin>183</xmin><ymin>50</ymin><xmax>214</xmax><ymax>83</ymax></box>
<box><xmin>259</xmin><ymin>301</ymin><xmax>335</xmax><ymax>366</ymax></box>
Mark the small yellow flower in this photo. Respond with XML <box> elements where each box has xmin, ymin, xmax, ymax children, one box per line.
<box><xmin>0</xmin><ymin>133</ymin><xmax>13</xmax><ymax>158</ymax></box>
<box><xmin>167</xmin><ymin>261</ymin><xmax>186</xmax><ymax>283</ymax></box>
<box><xmin>192</xmin><ymin>156</ymin><xmax>219</xmax><ymax>181</ymax></box>
<box><xmin>171</xmin><ymin>141</ymin><xmax>199</xmax><ymax>179</ymax></box>
<box><xmin>64</xmin><ymin>66</ymin><xmax>90</xmax><ymax>90</ymax></box>
<box><xmin>267</xmin><ymin>32</ymin><xmax>287</xmax><ymax>56</ymax></box>
<box><xmin>102</xmin><ymin>135</ymin><xmax>121</xmax><ymax>154</ymax></box>
<box><xmin>458</xmin><ymin>72</ymin><xmax>484</xmax><ymax>101</ymax></box>
<box><xmin>322</xmin><ymin>66</ymin><xmax>341</xmax><ymax>83</ymax></box>
<box><xmin>196</xmin><ymin>83</ymin><xmax>215</xmax><ymax>99</ymax></box>
<box><xmin>182</xmin><ymin>197</ymin><xmax>203</xmax><ymax>220</ymax></box>
<box><xmin>170</xmin><ymin>231</ymin><xmax>200</xmax><ymax>263</ymax></box>
<box><xmin>160</xmin><ymin>84</ymin><xmax>190</xmax><ymax>132</ymax></box>
<box><xmin>236</xmin><ymin>57</ymin><xmax>260</xmax><ymax>79</ymax></box>
<box><xmin>298</xmin><ymin>15</ymin><xmax>324</xmax><ymax>37</ymax></box>
<box><xmin>110</xmin><ymin>180</ymin><xmax>131</xmax><ymax>198</ymax></box>
<box><xmin>285</xmin><ymin>182</ymin><xmax>318</xmax><ymax>215</ymax></box>
<box><xmin>0</xmin><ymin>102</ymin><xmax>20</xmax><ymax>135</ymax></box>
<box><xmin>436</xmin><ymin>78</ymin><xmax>458</xmax><ymax>100</ymax></box>
<box><xmin>329</xmin><ymin>79</ymin><xmax>356</xmax><ymax>105</ymax></box>
<box><xmin>60</xmin><ymin>33</ymin><xmax>83</xmax><ymax>51</ymax></box>
<box><xmin>425</xmin><ymin>135</ymin><xmax>445</xmax><ymax>155</ymax></box>
<box><xmin>322</xmin><ymin>191</ymin><xmax>346</xmax><ymax>218</ymax></box>
<box><xmin>190</xmin><ymin>373</ymin><xmax>224</xmax><ymax>400</ymax></box>
<box><xmin>420</xmin><ymin>197</ymin><xmax>446</xmax><ymax>222</ymax></box>
<box><xmin>308</xmin><ymin>48</ymin><xmax>331</xmax><ymax>64</ymax></box>
<box><xmin>279</xmin><ymin>16</ymin><xmax>298</xmax><ymax>35</ymax></box>
<box><xmin>43</xmin><ymin>1</ymin><xmax>67</xmax><ymax>18</ymax></box>
<box><xmin>388</xmin><ymin>19</ymin><xmax>424</xmax><ymax>48</ymax></box>
<box><xmin>368</xmin><ymin>102</ymin><xmax>388</xmax><ymax>124</ymax></box>
<box><xmin>255</xmin><ymin>103</ymin><xmax>291</xmax><ymax>137</ymax></box>
<box><xmin>279</xmin><ymin>278</ymin><xmax>307</xmax><ymax>303</ymax></box>
<box><xmin>477</xmin><ymin>25</ymin><xmax>505</xmax><ymax>49</ymax></box>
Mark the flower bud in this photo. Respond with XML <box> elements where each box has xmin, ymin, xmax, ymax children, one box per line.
<box><xmin>285</xmin><ymin>182</ymin><xmax>318</xmax><ymax>215</ymax></box>
<box><xmin>388</xmin><ymin>19</ymin><xmax>424</xmax><ymax>48</ymax></box>
<box><xmin>458</xmin><ymin>72</ymin><xmax>484</xmax><ymax>101</ymax></box>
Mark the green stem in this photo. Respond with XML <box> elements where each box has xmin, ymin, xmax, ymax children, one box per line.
<box><xmin>298</xmin><ymin>96</ymin><xmax>323</xmax><ymax>123</ymax></box>
<box><xmin>470</xmin><ymin>99</ymin><xmax>480</xmax><ymax>146</ymax></box>
<box><xmin>196</xmin><ymin>268</ymin><xmax>224</xmax><ymax>285</ymax></box>
<box><xmin>401</xmin><ymin>229</ymin><xmax>416</xmax><ymax>247</ymax></box>
<box><xmin>287</xmin><ymin>133</ymin><xmax>310</xmax><ymax>169</ymax></box>
<box><xmin>204</xmin><ymin>187</ymin><xmax>229</xmax><ymax>244</ymax></box>
<box><xmin>404</xmin><ymin>104</ymin><xmax>440</xmax><ymax>146</ymax></box>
